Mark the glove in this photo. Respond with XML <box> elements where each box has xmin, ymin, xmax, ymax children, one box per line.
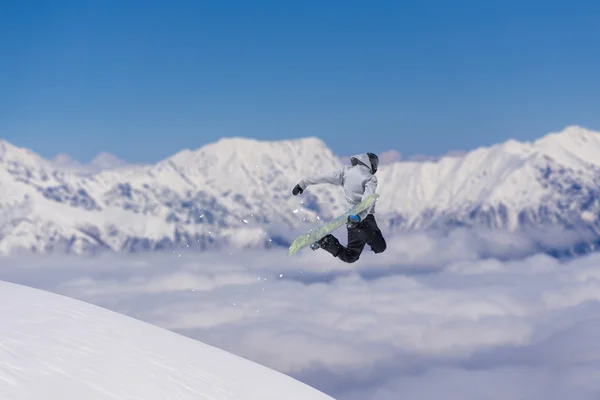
<box><xmin>292</xmin><ymin>184</ymin><xmax>303</xmax><ymax>196</ymax></box>
<box><xmin>348</xmin><ymin>214</ymin><xmax>360</xmax><ymax>223</ymax></box>
<box><xmin>347</xmin><ymin>214</ymin><xmax>361</xmax><ymax>226</ymax></box>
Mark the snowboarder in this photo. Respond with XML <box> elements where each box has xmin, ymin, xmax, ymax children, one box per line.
<box><xmin>291</xmin><ymin>152</ymin><xmax>387</xmax><ymax>263</ymax></box>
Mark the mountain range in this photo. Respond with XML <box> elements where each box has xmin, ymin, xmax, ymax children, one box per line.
<box><xmin>2</xmin><ymin>125</ymin><xmax>600</xmax><ymax>256</ymax></box>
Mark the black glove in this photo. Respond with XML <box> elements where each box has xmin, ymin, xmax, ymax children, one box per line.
<box><xmin>292</xmin><ymin>184</ymin><xmax>303</xmax><ymax>196</ymax></box>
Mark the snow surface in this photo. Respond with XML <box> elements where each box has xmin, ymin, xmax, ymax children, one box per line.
<box><xmin>0</xmin><ymin>280</ymin><xmax>334</xmax><ymax>400</ymax></box>
<box><xmin>2</xmin><ymin>125</ymin><xmax>600</xmax><ymax>254</ymax></box>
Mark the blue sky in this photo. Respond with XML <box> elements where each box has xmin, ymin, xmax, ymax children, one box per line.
<box><xmin>2</xmin><ymin>0</ymin><xmax>599</xmax><ymax>163</ymax></box>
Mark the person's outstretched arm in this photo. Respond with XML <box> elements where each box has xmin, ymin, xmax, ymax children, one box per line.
<box><xmin>292</xmin><ymin>168</ymin><xmax>344</xmax><ymax>195</ymax></box>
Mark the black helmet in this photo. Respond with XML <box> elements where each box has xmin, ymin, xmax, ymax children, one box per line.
<box><xmin>367</xmin><ymin>152</ymin><xmax>379</xmax><ymax>174</ymax></box>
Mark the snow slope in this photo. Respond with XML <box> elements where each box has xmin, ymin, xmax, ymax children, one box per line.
<box><xmin>2</xmin><ymin>125</ymin><xmax>600</xmax><ymax>254</ymax></box>
<box><xmin>0</xmin><ymin>280</ymin><xmax>335</xmax><ymax>400</ymax></box>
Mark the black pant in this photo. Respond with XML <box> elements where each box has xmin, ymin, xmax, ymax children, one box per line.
<box><xmin>321</xmin><ymin>214</ymin><xmax>387</xmax><ymax>263</ymax></box>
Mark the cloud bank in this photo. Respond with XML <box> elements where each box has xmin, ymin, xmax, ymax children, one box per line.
<box><xmin>1</xmin><ymin>229</ymin><xmax>600</xmax><ymax>399</ymax></box>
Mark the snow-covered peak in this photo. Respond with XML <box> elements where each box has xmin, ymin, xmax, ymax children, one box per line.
<box><xmin>534</xmin><ymin>125</ymin><xmax>600</xmax><ymax>169</ymax></box>
<box><xmin>393</xmin><ymin>126</ymin><xmax>600</xmax><ymax>169</ymax></box>
<box><xmin>160</xmin><ymin>136</ymin><xmax>342</xmax><ymax>195</ymax></box>
<box><xmin>539</xmin><ymin>124</ymin><xmax>598</xmax><ymax>142</ymax></box>
<box><xmin>0</xmin><ymin>139</ymin><xmax>49</xmax><ymax>167</ymax></box>
<box><xmin>0</xmin><ymin>280</ymin><xmax>334</xmax><ymax>399</ymax></box>
<box><xmin>167</xmin><ymin>136</ymin><xmax>333</xmax><ymax>168</ymax></box>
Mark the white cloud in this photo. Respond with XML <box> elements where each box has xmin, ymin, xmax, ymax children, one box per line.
<box><xmin>408</xmin><ymin>149</ymin><xmax>468</xmax><ymax>162</ymax></box>
<box><xmin>50</xmin><ymin>152</ymin><xmax>131</xmax><ymax>175</ymax></box>
<box><xmin>90</xmin><ymin>152</ymin><xmax>128</xmax><ymax>169</ymax></box>
<box><xmin>2</xmin><ymin>229</ymin><xmax>600</xmax><ymax>399</ymax></box>
<box><xmin>378</xmin><ymin>149</ymin><xmax>402</xmax><ymax>164</ymax></box>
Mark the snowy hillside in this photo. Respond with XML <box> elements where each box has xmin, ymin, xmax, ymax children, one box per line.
<box><xmin>0</xmin><ymin>280</ymin><xmax>335</xmax><ymax>400</ymax></box>
<box><xmin>2</xmin><ymin>125</ymin><xmax>600</xmax><ymax>254</ymax></box>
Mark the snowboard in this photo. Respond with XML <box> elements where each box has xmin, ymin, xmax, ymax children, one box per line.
<box><xmin>287</xmin><ymin>192</ymin><xmax>380</xmax><ymax>256</ymax></box>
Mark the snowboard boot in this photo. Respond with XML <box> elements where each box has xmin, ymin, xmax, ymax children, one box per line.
<box><xmin>310</xmin><ymin>234</ymin><xmax>341</xmax><ymax>257</ymax></box>
<box><xmin>310</xmin><ymin>234</ymin><xmax>334</xmax><ymax>251</ymax></box>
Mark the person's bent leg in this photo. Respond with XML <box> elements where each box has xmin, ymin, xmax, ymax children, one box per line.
<box><xmin>363</xmin><ymin>215</ymin><xmax>387</xmax><ymax>254</ymax></box>
<box><xmin>336</xmin><ymin>226</ymin><xmax>366</xmax><ymax>263</ymax></box>
<box><xmin>319</xmin><ymin>228</ymin><xmax>366</xmax><ymax>263</ymax></box>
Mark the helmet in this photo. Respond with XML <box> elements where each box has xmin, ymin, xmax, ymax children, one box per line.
<box><xmin>367</xmin><ymin>152</ymin><xmax>379</xmax><ymax>174</ymax></box>
<box><xmin>350</xmin><ymin>152</ymin><xmax>379</xmax><ymax>174</ymax></box>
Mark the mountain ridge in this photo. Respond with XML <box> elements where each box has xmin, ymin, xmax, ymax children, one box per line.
<box><xmin>2</xmin><ymin>125</ymin><xmax>600</xmax><ymax>255</ymax></box>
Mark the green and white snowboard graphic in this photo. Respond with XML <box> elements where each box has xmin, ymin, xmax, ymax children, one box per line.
<box><xmin>287</xmin><ymin>192</ymin><xmax>380</xmax><ymax>256</ymax></box>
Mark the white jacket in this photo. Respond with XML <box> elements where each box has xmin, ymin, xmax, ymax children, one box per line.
<box><xmin>297</xmin><ymin>153</ymin><xmax>378</xmax><ymax>220</ymax></box>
